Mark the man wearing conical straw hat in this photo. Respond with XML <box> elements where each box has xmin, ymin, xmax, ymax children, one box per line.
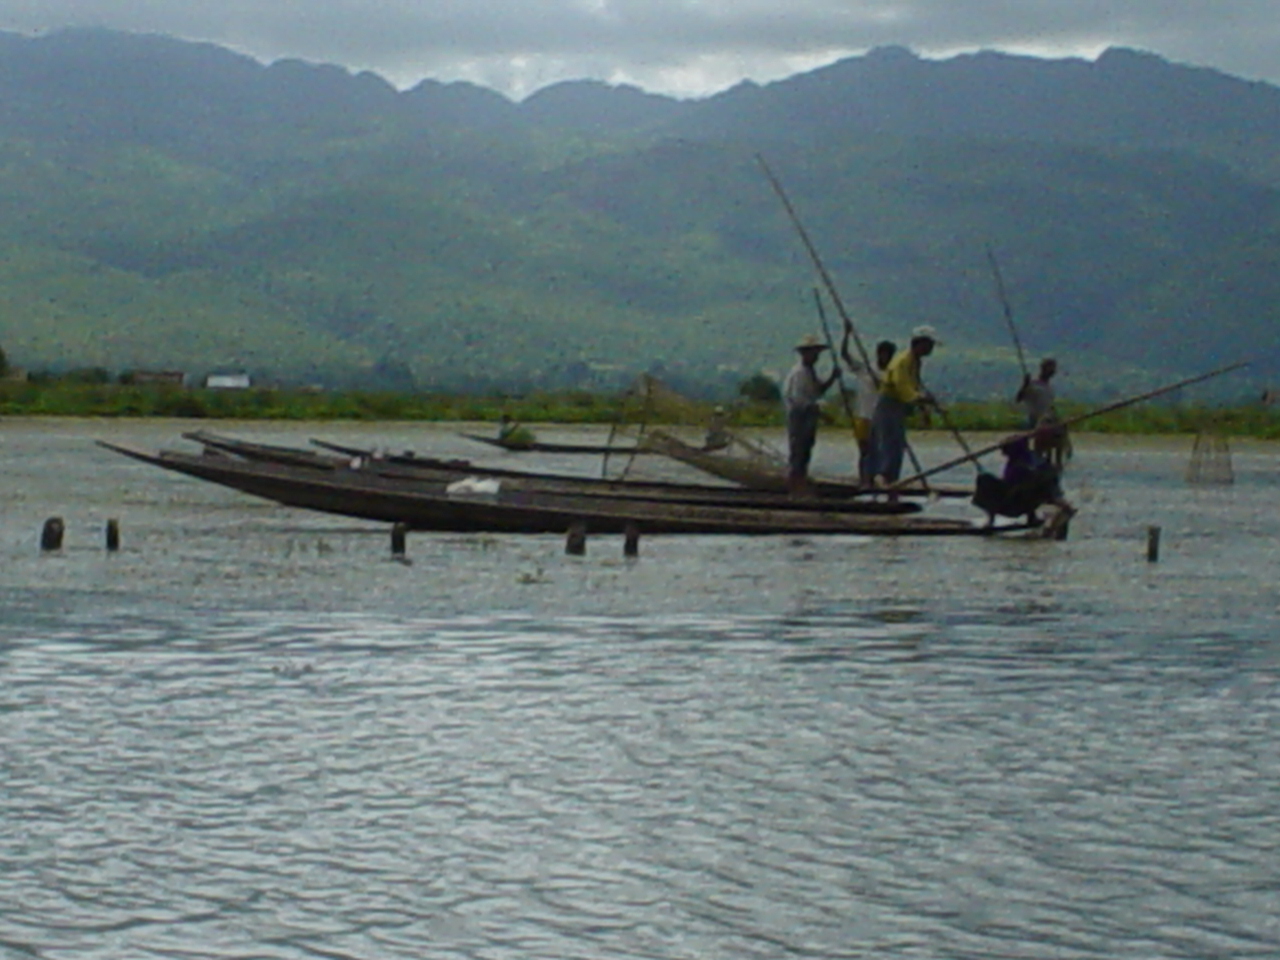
<box><xmin>783</xmin><ymin>334</ymin><xmax>840</xmax><ymax>495</ymax></box>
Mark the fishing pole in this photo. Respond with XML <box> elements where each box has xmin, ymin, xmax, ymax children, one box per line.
<box><xmin>890</xmin><ymin>361</ymin><xmax>1250</xmax><ymax>489</ymax></box>
<box><xmin>812</xmin><ymin>287</ymin><xmax>859</xmax><ymax>439</ymax></box>
<box><xmin>986</xmin><ymin>244</ymin><xmax>1028</xmax><ymax>378</ymax></box>
<box><xmin>921</xmin><ymin>382</ymin><xmax>982</xmax><ymax>472</ymax></box>
<box><xmin>758</xmin><ymin>154</ymin><xmax>874</xmax><ymax>373</ymax></box>
<box><xmin>759</xmin><ymin>155</ymin><xmax>932</xmax><ymax>486</ymax></box>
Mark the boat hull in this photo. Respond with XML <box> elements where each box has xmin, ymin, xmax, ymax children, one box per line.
<box><xmin>101</xmin><ymin>442</ymin><xmax>1014</xmax><ymax>536</ymax></box>
<box><xmin>184</xmin><ymin>431</ymin><xmax>921</xmax><ymax>515</ymax></box>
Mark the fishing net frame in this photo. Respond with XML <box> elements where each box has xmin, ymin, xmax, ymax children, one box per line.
<box><xmin>1185</xmin><ymin>428</ymin><xmax>1234</xmax><ymax>485</ymax></box>
<box><xmin>601</xmin><ymin>374</ymin><xmax>786</xmax><ymax>483</ymax></box>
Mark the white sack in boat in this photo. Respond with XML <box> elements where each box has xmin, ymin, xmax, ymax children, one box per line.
<box><xmin>445</xmin><ymin>476</ymin><xmax>502</xmax><ymax>499</ymax></box>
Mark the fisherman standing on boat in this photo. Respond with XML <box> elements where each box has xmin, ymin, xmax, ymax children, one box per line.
<box><xmin>1016</xmin><ymin>357</ymin><xmax>1069</xmax><ymax>468</ymax></box>
<box><xmin>841</xmin><ymin>335</ymin><xmax>896</xmax><ymax>488</ymax></box>
<box><xmin>1016</xmin><ymin>357</ymin><xmax>1057</xmax><ymax>428</ymax></box>
<box><xmin>871</xmin><ymin>326</ymin><xmax>939</xmax><ymax>488</ymax></box>
<box><xmin>783</xmin><ymin>334</ymin><xmax>840</xmax><ymax>494</ymax></box>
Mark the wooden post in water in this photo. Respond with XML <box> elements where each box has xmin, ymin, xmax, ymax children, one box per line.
<box><xmin>40</xmin><ymin>517</ymin><xmax>64</xmax><ymax>551</ymax></box>
<box><xmin>623</xmin><ymin>522</ymin><xmax>640</xmax><ymax>557</ymax></box>
<box><xmin>391</xmin><ymin>523</ymin><xmax>407</xmax><ymax>557</ymax></box>
<box><xmin>1146</xmin><ymin>525</ymin><xmax>1161</xmax><ymax>563</ymax></box>
<box><xmin>105</xmin><ymin>519</ymin><xmax>120</xmax><ymax>552</ymax></box>
<box><xmin>566</xmin><ymin>521</ymin><xmax>587</xmax><ymax>556</ymax></box>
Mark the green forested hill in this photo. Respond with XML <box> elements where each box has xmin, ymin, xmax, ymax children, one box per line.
<box><xmin>0</xmin><ymin>29</ymin><xmax>1277</xmax><ymax>398</ymax></box>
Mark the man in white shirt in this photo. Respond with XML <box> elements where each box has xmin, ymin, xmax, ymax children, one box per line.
<box><xmin>1017</xmin><ymin>357</ymin><xmax>1058</xmax><ymax>427</ymax></box>
<box><xmin>783</xmin><ymin>334</ymin><xmax>840</xmax><ymax>494</ymax></box>
<box><xmin>1017</xmin><ymin>357</ymin><xmax>1069</xmax><ymax>468</ymax></box>
<box><xmin>842</xmin><ymin>337</ymin><xmax>896</xmax><ymax>488</ymax></box>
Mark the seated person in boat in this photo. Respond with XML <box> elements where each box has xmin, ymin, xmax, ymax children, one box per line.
<box><xmin>973</xmin><ymin>434</ymin><xmax>1076</xmax><ymax>533</ymax></box>
<box><xmin>497</xmin><ymin>414</ymin><xmax>537</xmax><ymax>449</ymax></box>
<box><xmin>703</xmin><ymin>406</ymin><xmax>731</xmax><ymax>451</ymax></box>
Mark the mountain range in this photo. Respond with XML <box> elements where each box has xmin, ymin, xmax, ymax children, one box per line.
<box><xmin>0</xmin><ymin>28</ymin><xmax>1276</xmax><ymax>399</ymax></box>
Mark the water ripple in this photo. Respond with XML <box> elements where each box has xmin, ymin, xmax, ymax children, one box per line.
<box><xmin>3</xmin><ymin>425</ymin><xmax>1280</xmax><ymax>957</ymax></box>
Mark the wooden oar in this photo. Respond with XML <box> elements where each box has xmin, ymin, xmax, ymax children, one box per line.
<box><xmin>890</xmin><ymin>361</ymin><xmax>1249</xmax><ymax>489</ymax></box>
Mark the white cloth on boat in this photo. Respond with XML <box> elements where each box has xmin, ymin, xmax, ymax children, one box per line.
<box><xmin>446</xmin><ymin>476</ymin><xmax>502</xmax><ymax>499</ymax></box>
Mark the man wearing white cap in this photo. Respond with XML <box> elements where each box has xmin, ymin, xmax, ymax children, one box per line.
<box><xmin>783</xmin><ymin>334</ymin><xmax>840</xmax><ymax>494</ymax></box>
<box><xmin>871</xmin><ymin>325</ymin><xmax>940</xmax><ymax>488</ymax></box>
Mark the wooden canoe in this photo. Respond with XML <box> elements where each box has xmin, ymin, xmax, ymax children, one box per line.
<box><xmin>309</xmin><ymin>436</ymin><xmax>968</xmax><ymax>502</ymax></box>
<box><xmin>101</xmin><ymin>441</ymin><xmax>1028</xmax><ymax>536</ymax></box>
<box><xmin>460</xmin><ymin>433</ymin><xmax>643</xmax><ymax>455</ymax></box>
<box><xmin>182</xmin><ymin>431</ymin><xmax>921</xmax><ymax>515</ymax></box>
<box><xmin>640</xmin><ymin>429</ymin><xmax>974</xmax><ymax>499</ymax></box>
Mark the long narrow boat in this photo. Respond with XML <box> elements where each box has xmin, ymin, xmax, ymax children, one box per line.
<box><xmin>639</xmin><ymin>429</ymin><xmax>973</xmax><ymax>499</ymax></box>
<box><xmin>182</xmin><ymin>431</ymin><xmax>921</xmax><ymax>515</ymax></box>
<box><xmin>459</xmin><ymin>433</ymin><xmax>643</xmax><ymax>455</ymax></box>
<box><xmin>185</xmin><ymin>431</ymin><xmax>350</xmax><ymax>470</ymax></box>
<box><xmin>101</xmin><ymin>441</ymin><xmax>1028</xmax><ymax>536</ymax></box>
<box><xmin>308</xmin><ymin>436</ymin><xmax>972</xmax><ymax>502</ymax></box>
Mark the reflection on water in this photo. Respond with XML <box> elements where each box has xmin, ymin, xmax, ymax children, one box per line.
<box><xmin>2</xmin><ymin>420</ymin><xmax>1279</xmax><ymax>958</ymax></box>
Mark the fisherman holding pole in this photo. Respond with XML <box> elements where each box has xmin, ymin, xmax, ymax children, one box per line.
<box><xmin>890</xmin><ymin>361</ymin><xmax>1249</xmax><ymax>491</ymax></box>
<box><xmin>783</xmin><ymin>334</ymin><xmax>840</xmax><ymax>495</ymax></box>
<box><xmin>871</xmin><ymin>326</ymin><xmax>941</xmax><ymax>491</ymax></box>
<box><xmin>1017</xmin><ymin>357</ymin><xmax>1070</xmax><ymax>468</ymax></box>
<box><xmin>842</xmin><ymin>333</ymin><xmax>896</xmax><ymax>488</ymax></box>
<box><xmin>987</xmin><ymin>245</ymin><xmax>1071</xmax><ymax>468</ymax></box>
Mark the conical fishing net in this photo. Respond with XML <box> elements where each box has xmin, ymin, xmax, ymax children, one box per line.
<box><xmin>1185</xmin><ymin>430</ymin><xmax>1233</xmax><ymax>484</ymax></box>
<box><xmin>601</xmin><ymin>374</ymin><xmax>787</xmax><ymax>486</ymax></box>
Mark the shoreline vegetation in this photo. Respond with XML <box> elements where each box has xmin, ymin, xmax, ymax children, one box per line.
<box><xmin>2</xmin><ymin>381</ymin><xmax>1278</xmax><ymax>438</ymax></box>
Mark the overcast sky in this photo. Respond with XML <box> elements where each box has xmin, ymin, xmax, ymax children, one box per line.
<box><xmin>1</xmin><ymin>1</ymin><xmax>1278</xmax><ymax>100</ymax></box>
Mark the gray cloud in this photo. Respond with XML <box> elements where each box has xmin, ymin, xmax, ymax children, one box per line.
<box><xmin>1</xmin><ymin>1</ymin><xmax>1277</xmax><ymax>99</ymax></box>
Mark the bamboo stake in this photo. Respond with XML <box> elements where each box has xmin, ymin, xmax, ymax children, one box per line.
<box><xmin>890</xmin><ymin>361</ymin><xmax>1248</xmax><ymax>489</ymax></box>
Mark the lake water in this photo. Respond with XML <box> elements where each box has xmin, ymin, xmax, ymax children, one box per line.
<box><xmin>2</xmin><ymin>419</ymin><xmax>1279</xmax><ymax>959</ymax></box>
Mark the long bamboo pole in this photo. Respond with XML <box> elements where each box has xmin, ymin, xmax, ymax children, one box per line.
<box><xmin>986</xmin><ymin>245</ymin><xmax>1028</xmax><ymax>378</ymax></box>
<box><xmin>758</xmin><ymin>155</ymin><xmax>874</xmax><ymax>372</ymax></box>
<box><xmin>890</xmin><ymin>361</ymin><xmax>1249</xmax><ymax>489</ymax></box>
<box><xmin>758</xmin><ymin>154</ymin><xmax>930</xmax><ymax>483</ymax></box>
<box><xmin>812</xmin><ymin>288</ymin><xmax>859</xmax><ymax>439</ymax></box>
<box><xmin>922</xmin><ymin>381</ymin><xmax>981</xmax><ymax>469</ymax></box>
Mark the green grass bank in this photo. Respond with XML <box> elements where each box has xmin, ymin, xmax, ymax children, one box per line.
<box><xmin>2</xmin><ymin>382</ymin><xmax>1278</xmax><ymax>438</ymax></box>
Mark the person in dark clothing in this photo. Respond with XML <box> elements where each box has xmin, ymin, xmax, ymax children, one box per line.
<box><xmin>973</xmin><ymin>434</ymin><xmax>1076</xmax><ymax>534</ymax></box>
